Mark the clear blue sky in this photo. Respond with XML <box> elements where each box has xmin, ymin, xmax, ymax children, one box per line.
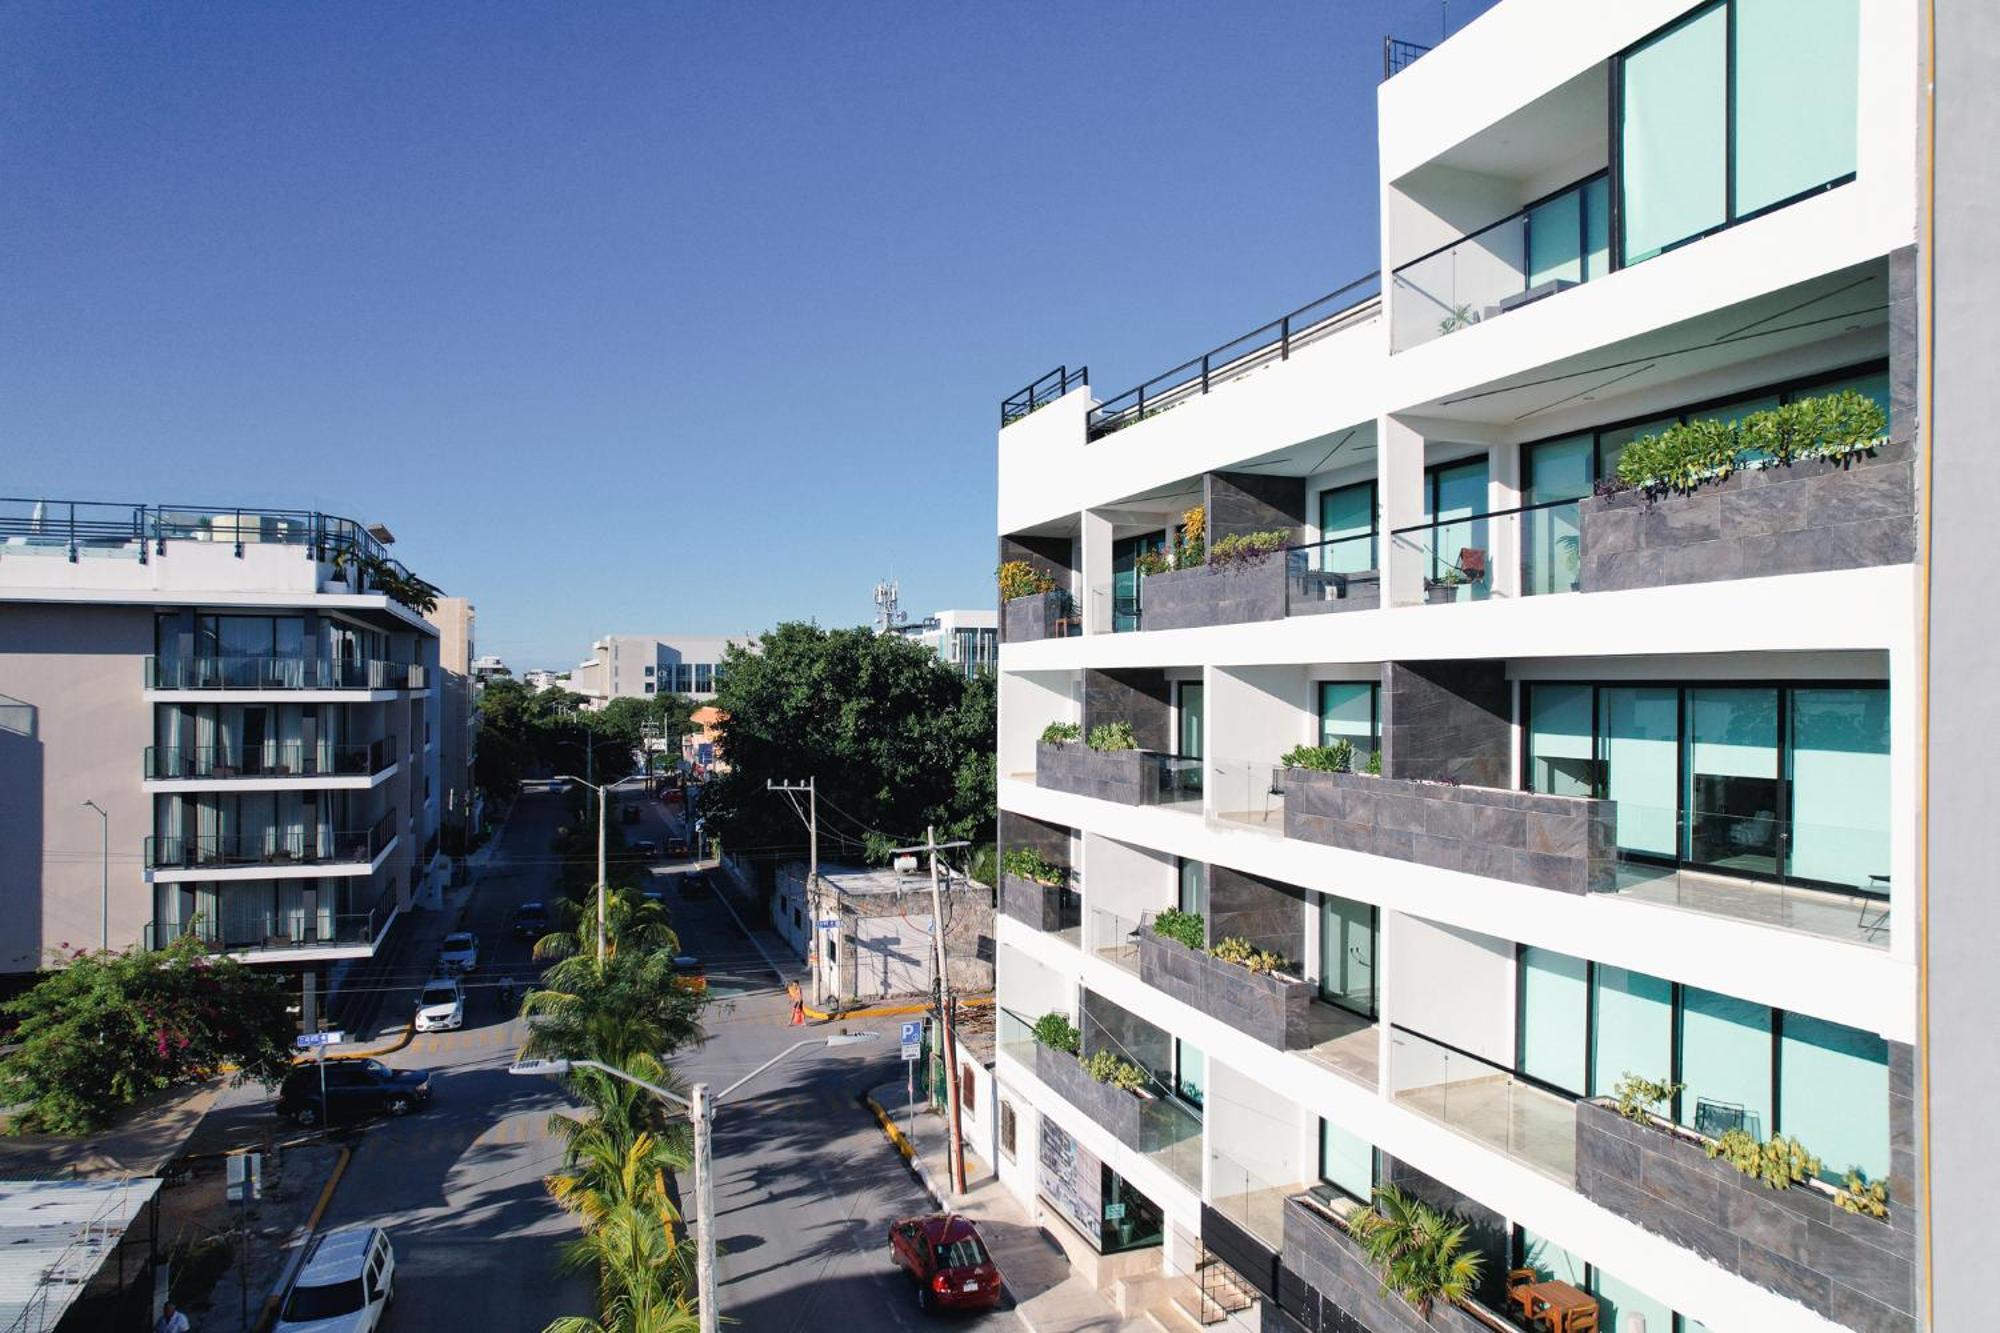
<box><xmin>0</xmin><ymin>1</ymin><xmax>1491</xmax><ymax>670</ymax></box>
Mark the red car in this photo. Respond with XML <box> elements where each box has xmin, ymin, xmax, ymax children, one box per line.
<box><xmin>888</xmin><ymin>1214</ymin><xmax>1003</xmax><ymax>1312</ymax></box>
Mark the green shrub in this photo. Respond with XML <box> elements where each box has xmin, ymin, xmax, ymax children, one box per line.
<box><xmin>1032</xmin><ymin>1011</ymin><xmax>1080</xmax><ymax>1054</ymax></box>
<box><xmin>1040</xmin><ymin>721</ymin><xmax>1081</xmax><ymax>745</ymax></box>
<box><xmin>1611</xmin><ymin>1073</ymin><xmax>1683</xmax><ymax>1124</ymax></box>
<box><xmin>1705</xmin><ymin>1129</ymin><xmax>1821</xmax><ymax>1191</ymax></box>
<box><xmin>1835</xmin><ymin>1171</ymin><xmax>1890</xmax><ymax>1219</ymax></box>
<box><xmin>1365</xmin><ymin>749</ymin><xmax>1383</xmax><ymax>776</ymax></box>
<box><xmin>1281</xmin><ymin>740</ymin><xmax>1353</xmax><ymax>773</ymax></box>
<box><xmin>1087</xmin><ymin>721</ymin><xmax>1137</xmax><ymax>752</ymax></box>
<box><xmin>1151</xmin><ymin>908</ymin><xmax>1205</xmax><ymax>951</ymax></box>
<box><xmin>1209</xmin><ymin>936</ymin><xmax>1289</xmax><ymax>975</ymax></box>
<box><xmin>997</xmin><ymin>561</ymin><xmax>1057</xmax><ymax>602</ymax></box>
<box><xmin>1082</xmin><ymin>1048</ymin><xmax>1147</xmax><ymax>1092</ymax></box>
<box><xmin>1001</xmin><ymin>847</ymin><xmax>1066</xmax><ymax>886</ymax></box>
<box><xmin>1208</xmin><ymin>530</ymin><xmax>1290</xmax><ymax>570</ymax></box>
<box><xmin>1613</xmin><ymin>389</ymin><xmax>1887</xmax><ymax>498</ymax></box>
<box><xmin>1350</xmin><ymin>1185</ymin><xmax>1484</xmax><ymax>1318</ymax></box>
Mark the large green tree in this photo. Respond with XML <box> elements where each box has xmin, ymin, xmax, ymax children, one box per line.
<box><xmin>699</xmin><ymin>623</ymin><xmax>996</xmax><ymax>863</ymax></box>
<box><xmin>0</xmin><ymin>936</ymin><xmax>295</xmax><ymax>1134</ymax></box>
<box><xmin>477</xmin><ymin>681</ymin><xmax>695</xmax><ymax>801</ymax></box>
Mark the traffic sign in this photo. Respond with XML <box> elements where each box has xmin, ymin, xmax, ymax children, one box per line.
<box><xmin>900</xmin><ymin>1021</ymin><xmax>923</xmax><ymax>1044</ymax></box>
<box><xmin>294</xmin><ymin>1031</ymin><xmax>345</xmax><ymax>1049</ymax></box>
<box><xmin>817</xmin><ymin>918</ymin><xmax>839</xmax><ymax>930</ymax></box>
<box><xmin>901</xmin><ymin>1042</ymin><xmax>921</xmax><ymax>1062</ymax></box>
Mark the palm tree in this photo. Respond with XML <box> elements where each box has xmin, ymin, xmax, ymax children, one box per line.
<box><xmin>534</xmin><ymin>889</ymin><xmax>677</xmax><ymax>967</ymax></box>
<box><xmin>544</xmin><ymin>1099</ymin><xmax>696</xmax><ymax>1327</ymax></box>
<box><xmin>1350</xmin><ymin>1185</ymin><xmax>1484</xmax><ymax>1317</ymax></box>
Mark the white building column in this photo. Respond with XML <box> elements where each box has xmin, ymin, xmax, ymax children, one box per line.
<box><xmin>1378</xmin><ymin>415</ymin><xmax>1427</xmax><ymax>607</ymax></box>
<box><xmin>1079</xmin><ymin>510</ymin><xmax>1114</xmax><ymax>635</ymax></box>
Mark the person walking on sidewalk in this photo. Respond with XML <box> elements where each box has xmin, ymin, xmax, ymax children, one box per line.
<box><xmin>787</xmin><ymin>979</ymin><xmax>804</xmax><ymax>1026</ymax></box>
<box><xmin>154</xmin><ymin>1302</ymin><xmax>190</xmax><ymax>1333</ymax></box>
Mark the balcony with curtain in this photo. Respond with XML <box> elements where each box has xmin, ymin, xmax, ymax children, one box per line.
<box><xmin>143</xmin><ymin>736</ymin><xmax>397</xmax><ymax>782</ymax></box>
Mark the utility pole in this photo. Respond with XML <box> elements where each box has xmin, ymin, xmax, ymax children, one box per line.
<box><xmin>893</xmin><ymin>826</ymin><xmax>971</xmax><ymax>1195</ymax></box>
<box><xmin>768</xmin><ymin>778</ymin><xmax>822</xmax><ymax>1002</ymax></box>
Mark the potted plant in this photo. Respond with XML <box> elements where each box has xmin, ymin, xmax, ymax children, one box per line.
<box><xmin>1087</xmin><ymin>721</ymin><xmax>1136</xmax><ymax>752</ymax></box>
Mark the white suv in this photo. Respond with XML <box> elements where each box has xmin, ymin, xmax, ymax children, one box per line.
<box><xmin>276</xmin><ymin>1225</ymin><xmax>394</xmax><ymax>1332</ymax></box>
<box><xmin>413</xmin><ymin>978</ymin><xmax>463</xmax><ymax>1033</ymax></box>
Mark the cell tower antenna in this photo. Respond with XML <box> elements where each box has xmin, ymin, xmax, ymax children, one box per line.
<box><xmin>873</xmin><ymin>579</ymin><xmax>907</xmax><ymax>634</ymax></box>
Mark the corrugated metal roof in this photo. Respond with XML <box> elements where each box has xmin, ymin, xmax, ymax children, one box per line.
<box><xmin>0</xmin><ymin>1178</ymin><xmax>161</xmax><ymax>1333</ymax></box>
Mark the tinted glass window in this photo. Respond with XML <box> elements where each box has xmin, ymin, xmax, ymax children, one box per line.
<box><xmin>936</xmin><ymin>1238</ymin><xmax>988</xmax><ymax>1268</ymax></box>
<box><xmin>284</xmin><ymin>1279</ymin><xmax>365</xmax><ymax>1320</ymax></box>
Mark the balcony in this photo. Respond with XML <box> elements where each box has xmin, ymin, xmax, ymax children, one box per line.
<box><xmin>1278</xmin><ymin>1193</ymin><xmax>1511</xmax><ymax>1333</ymax></box>
<box><xmin>145</xmin><ymin>810</ymin><xmax>396</xmax><ymax>871</ymax></box>
<box><xmin>146</xmin><ymin>909</ymin><xmax>384</xmax><ymax>957</ymax></box>
<box><xmin>1001</xmin><ymin>588</ymin><xmax>1081</xmax><ymax>643</ymax></box>
<box><xmin>1388</xmin><ymin>1026</ymin><xmax>1575</xmax><ymax>1185</ymax></box>
<box><xmin>143</xmin><ymin>737</ymin><xmax>397</xmax><ymax>782</ymax></box>
<box><xmin>998</xmin><ymin>873</ymin><xmax>1082</xmax><ymax>944</ymax></box>
<box><xmin>1390</xmin><ymin>172</ymin><xmax>1609</xmax><ymax>353</ymax></box>
<box><xmin>1137</xmin><ymin>912</ymin><xmax>1311</xmax><ymax>1051</ymax></box>
<box><xmin>1034</xmin><ymin>741</ymin><xmax>1201</xmax><ymax>811</ymax></box>
<box><xmin>145</xmin><ymin>656</ymin><xmax>427</xmax><ymax>691</ymax></box>
<box><xmin>1118</xmin><ymin>536</ymin><xmax>1380</xmax><ymax>633</ymax></box>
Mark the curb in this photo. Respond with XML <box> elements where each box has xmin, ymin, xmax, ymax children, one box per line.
<box><xmin>861</xmin><ymin>1092</ymin><xmax>944</xmax><ymax>1207</ymax></box>
<box><xmin>804</xmin><ymin>994</ymin><xmax>994</xmax><ymax>1023</ymax></box>
<box><xmin>252</xmin><ymin>1143</ymin><xmax>352</xmax><ymax>1333</ymax></box>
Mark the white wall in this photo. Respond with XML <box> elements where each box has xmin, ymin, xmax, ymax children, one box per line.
<box><xmin>1081</xmin><ymin>833</ymin><xmax>1175</xmax><ymax>939</ymax></box>
<box><xmin>1387</xmin><ymin>915</ymin><xmax>1515</xmax><ymax>1065</ymax></box>
<box><xmin>998</xmin><ymin>669</ymin><xmax>1077</xmax><ymax>779</ymax></box>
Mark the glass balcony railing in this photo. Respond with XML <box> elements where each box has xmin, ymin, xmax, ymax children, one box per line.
<box><xmin>1089</xmin><ymin>908</ymin><xmax>1142</xmax><ymax>974</ymax></box>
<box><xmin>1389</xmin><ymin>516</ymin><xmax>1493</xmax><ymax>602</ymax></box>
<box><xmin>145</xmin><ymin>810</ymin><xmax>396</xmax><ymax>870</ymax></box>
<box><xmin>145</xmin><ymin>656</ymin><xmax>426</xmax><ymax>690</ymax></box>
<box><xmin>1283</xmin><ymin>534</ymin><xmax>1380</xmax><ymax>613</ymax></box>
<box><xmin>144</xmin><ymin>737</ymin><xmax>396</xmax><ymax>781</ymax></box>
<box><xmin>1392</xmin><ymin>497</ymin><xmax>1592</xmax><ymax>604</ymax></box>
<box><xmin>1146</xmin><ymin>754</ymin><xmax>1203</xmax><ymax>808</ymax></box>
<box><xmin>1207</xmin><ymin>761</ymin><xmax>1286</xmax><ymax>832</ymax></box>
<box><xmin>1387</xmin><ymin>1026</ymin><xmax>1576</xmax><ymax>1184</ymax></box>
<box><xmin>1391</xmin><ymin>171</ymin><xmax>1609</xmax><ymax>352</ymax></box>
<box><xmin>146</xmin><ymin>910</ymin><xmax>382</xmax><ymax>954</ymax></box>
<box><xmin>1211</xmin><ymin>1150</ymin><xmax>1310</xmax><ymax>1249</ymax></box>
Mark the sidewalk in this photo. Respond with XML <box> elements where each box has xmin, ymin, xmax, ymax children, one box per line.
<box><xmin>867</xmin><ymin>1080</ymin><xmax>1154</xmax><ymax>1333</ymax></box>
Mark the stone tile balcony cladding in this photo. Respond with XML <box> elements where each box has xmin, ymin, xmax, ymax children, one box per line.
<box><xmin>1574</xmin><ymin>1100</ymin><xmax>1916</xmax><ymax>1333</ymax></box>
<box><xmin>1002</xmin><ymin>588</ymin><xmax>1073</xmax><ymax>643</ymax></box>
<box><xmin>1278</xmin><ymin>1196</ymin><xmax>1499</xmax><ymax>1333</ymax></box>
<box><xmin>1000</xmin><ymin>872</ymin><xmax>1068</xmax><ymax>932</ymax></box>
<box><xmin>1138</xmin><ymin>561</ymin><xmax>1287</xmax><ymax>630</ymax></box>
<box><xmin>1030</xmin><ymin>1039</ymin><xmax>1149</xmax><ymax>1144</ymax></box>
<box><xmin>1577</xmin><ymin>440</ymin><xmax>1916</xmax><ymax>594</ymax></box>
<box><xmin>1136</xmin><ymin>930</ymin><xmax>1312</xmax><ymax>1051</ymax></box>
<box><xmin>1035</xmin><ymin>741</ymin><xmax>1155</xmax><ymax>806</ymax></box>
<box><xmin>1282</xmin><ymin>767</ymin><xmax>1617</xmax><ymax>894</ymax></box>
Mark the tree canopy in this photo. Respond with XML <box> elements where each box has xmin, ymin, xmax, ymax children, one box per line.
<box><xmin>698</xmin><ymin>622</ymin><xmax>995</xmax><ymax>864</ymax></box>
<box><xmin>476</xmin><ymin>680</ymin><xmax>695</xmax><ymax>802</ymax></box>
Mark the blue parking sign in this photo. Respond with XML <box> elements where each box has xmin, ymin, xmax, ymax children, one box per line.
<box><xmin>900</xmin><ymin>1020</ymin><xmax>923</xmax><ymax>1045</ymax></box>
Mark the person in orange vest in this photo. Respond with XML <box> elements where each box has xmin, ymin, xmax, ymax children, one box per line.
<box><xmin>787</xmin><ymin>979</ymin><xmax>804</xmax><ymax>1026</ymax></box>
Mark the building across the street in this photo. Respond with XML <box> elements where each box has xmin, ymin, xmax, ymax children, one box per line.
<box><xmin>0</xmin><ymin>498</ymin><xmax>446</xmax><ymax>1030</ymax></box>
<box><xmin>988</xmin><ymin>3</ymin><xmax>1947</xmax><ymax>1329</ymax></box>
<box><xmin>570</xmin><ymin>633</ymin><xmax>750</xmax><ymax>706</ymax></box>
<box><xmin>471</xmin><ymin>653</ymin><xmax>508</xmax><ymax>683</ymax></box>
<box><xmin>522</xmin><ymin>668</ymin><xmax>569</xmax><ymax>692</ymax></box>
<box><xmin>888</xmin><ymin>608</ymin><xmax>998</xmax><ymax>677</ymax></box>
<box><xmin>773</xmin><ymin>861</ymin><xmax>993</xmax><ymax>1004</ymax></box>
<box><xmin>426</xmin><ymin>597</ymin><xmax>482</xmax><ymax>849</ymax></box>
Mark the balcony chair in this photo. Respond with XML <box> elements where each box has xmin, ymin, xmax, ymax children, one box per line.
<box><xmin>1457</xmin><ymin>547</ymin><xmax>1488</xmax><ymax>585</ymax></box>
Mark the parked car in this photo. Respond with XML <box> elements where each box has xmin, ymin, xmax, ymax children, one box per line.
<box><xmin>438</xmin><ymin>932</ymin><xmax>479</xmax><ymax>974</ymax></box>
<box><xmin>888</xmin><ymin>1214</ymin><xmax>1002</xmax><ymax>1312</ymax></box>
<box><xmin>664</xmin><ymin>834</ymin><xmax>689</xmax><ymax>858</ymax></box>
<box><xmin>276</xmin><ymin>1059</ymin><xmax>430</xmax><ymax>1127</ymax></box>
<box><xmin>276</xmin><ymin>1225</ymin><xmax>394</xmax><ymax>1332</ymax></box>
<box><xmin>631</xmin><ymin>838</ymin><xmax>659</xmax><ymax>858</ymax></box>
<box><xmin>414</xmin><ymin>979</ymin><xmax>463</xmax><ymax>1033</ymax></box>
<box><xmin>511</xmin><ymin>901</ymin><xmax>550</xmax><ymax>940</ymax></box>
<box><xmin>670</xmin><ymin>955</ymin><xmax>707</xmax><ymax>994</ymax></box>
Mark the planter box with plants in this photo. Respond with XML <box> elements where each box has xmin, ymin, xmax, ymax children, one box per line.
<box><xmin>999</xmin><ymin>849</ymin><xmax>1077</xmax><ymax>934</ymax></box>
<box><xmin>1577</xmin><ymin>389</ymin><xmax>1911</xmax><ymax>593</ymax></box>
<box><xmin>1574</xmin><ymin>1082</ymin><xmax>1915</xmax><ymax>1331</ymax></box>
<box><xmin>1025</xmin><ymin>1013</ymin><xmax>1159</xmax><ymax>1145</ymax></box>
<box><xmin>1002</xmin><ymin>587</ymin><xmax>1075</xmax><ymax>643</ymax></box>
<box><xmin>1135</xmin><ymin>529</ymin><xmax>1293</xmax><ymax>631</ymax></box>
<box><xmin>1279</xmin><ymin>1189</ymin><xmax>1498</xmax><ymax>1333</ymax></box>
<box><xmin>1035</xmin><ymin>722</ymin><xmax>1160</xmax><ymax>806</ymax></box>
<box><xmin>1137</xmin><ymin>909</ymin><xmax>1312</xmax><ymax>1050</ymax></box>
<box><xmin>1280</xmin><ymin>746</ymin><xmax>1615</xmax><ymax>895</ymax></box>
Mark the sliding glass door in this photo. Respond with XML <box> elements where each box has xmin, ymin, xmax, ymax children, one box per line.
<box><xmin>1599</xmin><ymin>687</ymin><xmax>1680</xmax><ymax>860</ymax></box>
<box><xmin>1684</xmin><ymin>688</ymin><xmax>1781</xmax><ymax>877</ymax></box>
<box><xmin>1111</xmin><ymin>532</ymin><xmax>1164</xmax><ymax>633</ymax></box>
<box><xmin>1423</xmin><ymin>459</ymin><xmax>1490</xmax><ymax>598</ymax></box>
<box><xmin>1318</xmin><ymin>895</ymin><xmax>1376</xmax><ymax>1018</ymax></box>
<box><xmin>1522</xmin><ymin>435</ymin><xmax>1592</xmax><ymax>596</ymax></box>
<box><xmin>1317</xmin><ymin>482</ymin><xmax>1376</xmax><ymax>575</ymax></box>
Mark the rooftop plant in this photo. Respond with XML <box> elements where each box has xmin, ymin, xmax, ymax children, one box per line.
<box><xmin>1040</xmin><ymin>721</ymin><xmax>1082</xmax><ymax>745</ymax></box>
<box><xmin>1612</xmin><ymin>388</ymin><xmax>1888</xmax><ymax>499</ymax></box>
<box><xmin>1350</xmin><ymin>1185</ymin><xmax>1484</xmax><ymax>1318</ymax></box>
<box><xmin>1281</xmin><ymin>740</ymin><xmax>1353</xmax><ymax>773</ymax></box>
<box><xmin>997</xmin><ymin>561</ymin><xmax>1058</xmax><ymax>602</ymax></box>
<box><xmin>1087</xmin><ymin>721</ymin><xmax>1136</xmax><ymax>752</ymax></box>
<box><xmin>1150</xmin><ymin>908</ymin><xmax>1205</xmax><ymax>952</ymax></box>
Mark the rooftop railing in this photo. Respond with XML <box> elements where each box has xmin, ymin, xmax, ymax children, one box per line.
<box><xmin>1000</xmin><ymin>365</ymin><xmax>1089</xmax><ymax>428</ymax></box>
<box><xmin>1086</xmin><ymin>274</ymin><xmax>1382</xmax><ymax>441</ymax></box>
<box><xmin>1382</xmin><ymin>36</ymin><xmax>1432</xmax><ymax>80</ymax></box>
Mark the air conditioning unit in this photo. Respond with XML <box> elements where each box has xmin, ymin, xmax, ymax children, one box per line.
<box><xmin>893</xmin><ymin>854</ymin><xmax>919</xmax><ymax>874</ymax></box>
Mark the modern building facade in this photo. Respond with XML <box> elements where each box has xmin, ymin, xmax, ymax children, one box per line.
<box><xmin>0</xmin><ymin>499</ymin><xmax>446</xmax><ymax>1028</ymax></box>
<box><xmin>889</xmin><ymin>608</ymin><xmax>999</xmax><ymax>677</ymax></box>
<box><xmin>426</xmin><ymin>597</ymin><xmax>482</xmax><ymax>849</ymax></box>
<box><xmin>570</xmin><ymin>634</ymin><xmax>747</xmax><ymax>706</ymax></box>
<box><xmin>991</xmin><ymin>3</ymin><xmax>1933</xmax><ymax>1329</ymax></box>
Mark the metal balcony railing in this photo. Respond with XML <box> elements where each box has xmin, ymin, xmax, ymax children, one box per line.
<box><xmin>144</xmin><ymin>656</ymin><xmax>426</xmax><ymax>690</ymax></box>
<box><xmin>1000</xmin><ymin>365</ymin><xmax>1089</xmax><ymax>428</ymax></box>
<box><xmin>145</xmin><ymin>809</ymin><xmax>396</xmax><ymax>870</ymax></box>
<box><xmin>146</xmin><ymin>909</ymin><xmax>381</xmax><ymax>954</ymax></box>
<box><xmin>143</xmin><ymin>737</ymin><xmax>396</xmax><ymax>781</ymax></box>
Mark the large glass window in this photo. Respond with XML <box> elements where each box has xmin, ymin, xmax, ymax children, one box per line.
<box><xmin>1318</xmin><ymin>894</ymin><xmax>1376</xmax><ymax>1018</ymax></box>
<box><xmin>1522</xmin><ymin>435</ymin><xmax>1592</xmax><ymax>596</ymax></box>
<box><xmin>1526</xmin><ymin>683</ymin><xmax>1596</xmax><ymax>797</ymax></box>
<box><xmin>1424</xmin><ymin>459</ymin><xmax>1490</xmax><ymax>597</ymax></box>
<box><xmin>1590</xmin><ymin>965</ymin><xmax>1674</xmax><ymax>1096</ymax></box>
<box><xmin>1684</xmin><ymin>688</ymin><xmax>1780</xmax><ymax>876</ymax></box>
<box><xmin>1678</xmin><ymin>986</ymin><xmax>1773</xmax><ymax>1140</ymax></box>
<box><xmin>1517</xmin><ymin>1227</ymin><xmax>1587</xmax><ymax>1288</ymax></box>
<box><xmin>1176</xmin><ymin>683</ymin><xmax>1204</xmax><ymax>760</ymax></box>
<box><xmin>1318</xmin><ymin>682</ymin><xmax>1378</xmax><ymax>755</ymax></box>
<box><xmin>1593</xmin><ymin>1271</ymin><xmax>1674</xmax><ymax>1333</ymax></box>
<box><xmin>1177</xmin><ymin>858</ymin><xmax>1207</xmax><ymax>918</ymax></box>
<box><xmin>1620</xmin><ymin>4</ymin><xmax>1728</xmax><ymax>262</ymax></box>
<box><xmin>1600</xmin><ymin>687</ymin><xmax>1680</xmax><ymax>859</ymax></box>
<box><xmin>1518</xmin><ymin>947</ymin><xmax>1589</xmax><ymax>1096</ymax></box>
<box><xmin>1733</xmin><ymin>0</ymin><xmax>1859</xmax><ymax>217</ymax></box>
<box><xmin>1525</xmin><ymin>176</ymin><xmax>1610</xmax><ymax>289</ymax></box>
<box><xmin>1173</xmin><ymin>1038</ymin><xmax>1206</xmax><ymax>1109</ymax></box>
<box><xmin>1318</xmin><ymin>482</ymin><xmax>1376</xmax><ymax>575</ymax></box>
<box><xmin>1318</xmin><ymin>1119</ymin><xmax>1375</xmax><ymax>1204</ymax></box>
<box><xmin>1789</xmin><ymin>688</ymin><xmax>1891</xmax><ymax>889</ymax></box>
<box><xmin>1780</xmin><ymin>1014</ymin><xmax>1889</xmax><ymax>1182</ymax></box>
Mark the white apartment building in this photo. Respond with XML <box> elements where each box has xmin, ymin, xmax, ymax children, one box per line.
<box><xmin>990</xmin><ymin>3</ymin><xmax>1941</xmax><ymax>1330</ymax></box>
<box><xmin>888</xmin><ymin>608</ymin><xmax>999</xmax><ymax>677</ymax></box>
<box><xmin>569</xmin><ymin>633</ymin><xmax>748</xmax><ymax>706</ymax></box>
<box><xmin>427</xmin><ymin>597</ymin><xmax>482</xmax><ymax>846</ymax></box>
<box><xmin>0</xmin><ymin>499</ymin><xmax>446</xmax><ymax>1030</ymax></box>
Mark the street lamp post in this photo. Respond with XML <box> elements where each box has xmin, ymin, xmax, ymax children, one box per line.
<box><xmin>80</xmin><ymin>800</ymin><xmax>108</xmax><ymax>950</ymax></box>
<box><xmin>555</xmin><ymin>773</ymin><xmax>642</xmax><ymax>965</ymax></box>
<box><xmin>511</xmin><ymin>1032</ymin><xmax>879</xmax><ymax>1333</ymax></box>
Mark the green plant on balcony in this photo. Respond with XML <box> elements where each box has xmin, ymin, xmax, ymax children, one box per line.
<box><xmin>1706</xmin><ymin>1129</ymin><xmax>1822</xmax><ymax>1191</ymax></box>
<box><xmin>1437</xmin><ymin>304</ymin><xmax>1482</xmax><ymax>336</ymax></box>
<box><xmin>1350</xmin><ymin>1185</ymin><xmax>1485</xmax><ymax>1318</ymax></box>
<box><xmin>1032</xmin><ymin>1011</ymin><xmax>1080</xmax><ymax>1055</ymax></box>
<box><xmin>997</xmin><ymin>561</ymin><xmax>1058</xmax><ymax>602</ymax></box>
<box><xmin>1365</xmin><ymin>749</ymin><xmax>1383</xmax><ymax>776</ymax></box>
<box><xmin>1208</xmin><ymin>936</ymin><xmax>1289</xmax><ymax>975</ymax></box>
<box><xmin>1040</xmin><ymin>721</ymin><xmax>1082</xmax><ymax>745</ymax></box>
<box><xmin>1610</xmin><ymin>1073</ymin><xmax>1683</xmax><ymax>1125</ymax></box>
<box><xmin>1280</xmin><ymin>740</ymin><xmax>1354</xmax><ymax>773</ymax></box>
<box><xmin>1082</xmin><ymin>1048</ymin><xmax>1148</xmax><ymax>1093</ymax></box>
<box><xmin>1001</xmin><ymin>848</ymin><xmax>1067</xmax><ymax>887</ymax></box>
<box><xmin>1208</xmin><ymin>530</ymin><xmax>1289</xmax><ymax>570</ymax></box>
<box><xmin>1087</xmin><ymin>721</ymin><xmax>1136</xmax><ymax>752</ymax></box>
<box><xmin>1612</xmin><ymin>388</ymin><xmax>1888</xmax><ymax>499</ymax></box>
<box><xmin>357</xmin><ymin>554</ymin><xmax>442</xmax><ymax>617</ymax></box>
<box><xmin>1150</xmin><ymin>908</ymin><xmax>1205</xmax><ymax>952</ymax></box>
<box><xmin>1835</xmin><ymin>1171</ymin><xmax>1891</xmax><ymax>1219</ymax></box>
